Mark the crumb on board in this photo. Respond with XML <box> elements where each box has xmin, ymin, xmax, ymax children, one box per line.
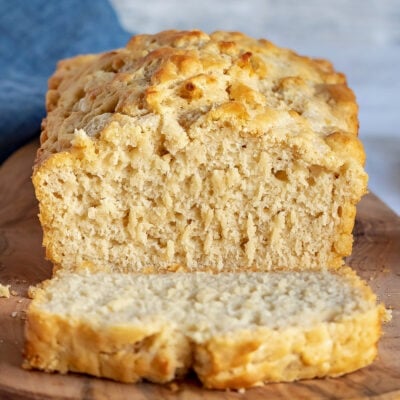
<box><xmin>168</xmin><ymin>382</ymin><xmax>180</xmax><ymax>392</ymax></box>
<box><xmin>0</xmin><ymin>283</ymin><xmax>11</xmax><ymax>298</ymax></box>
<box><xmin>28</xmin><ymin>285</ymin><xmax>39</xmax><ymax>299</ymax></box>
<box><xmin>11</xmin><ymin>311</ymin><xmax>18</xmax><ymax>318</ymax></box>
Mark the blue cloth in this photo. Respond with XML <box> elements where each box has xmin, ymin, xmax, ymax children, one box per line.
<box><xmin>0</xmin><ymin>0</ymin><xmax>130</xmax><ymax>163</ymax></box>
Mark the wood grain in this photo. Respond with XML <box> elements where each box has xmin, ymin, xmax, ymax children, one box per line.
<box><xmin>0</xmin><ymin>141</ymin><xmax>399</xmax><ymax>400</ymax></box>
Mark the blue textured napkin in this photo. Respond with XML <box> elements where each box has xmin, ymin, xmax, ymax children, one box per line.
<box><xmin>0</xmin><ymin>0</ymin><xmax>130</xmax><ymax>163</ymax></box>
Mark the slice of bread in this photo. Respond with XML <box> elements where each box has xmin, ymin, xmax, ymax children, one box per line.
<box><xmin>33</xmin><ymin>30</ymin><xmax>367</xmax><ymax>274</ymax></box>
<box><xmin>24</xmin><ymin>267</ymin><xmax>388</xmax><ymax>389</ymax></box>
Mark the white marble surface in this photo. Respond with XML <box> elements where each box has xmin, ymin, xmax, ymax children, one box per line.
<box><xmin>110</xmin><ymin>0</ymin><xmax>400</xmax><ymax>214</ymax></box>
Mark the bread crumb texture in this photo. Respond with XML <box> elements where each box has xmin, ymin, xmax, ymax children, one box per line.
<box><xmin>23</xmin><ymin>268</ymin><xmax>387</xmax><ymax>388</ymax></box>
<box><xmin>32</xmin><ymin>30</ymin><xmax>367</xmax><ymax>273</ymax></box>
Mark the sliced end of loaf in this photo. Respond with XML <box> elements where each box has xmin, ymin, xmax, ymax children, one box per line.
<box><xmin>33</xmin><ymin>120</ymin><xmax>367</xmax><ymax>273</ymax></box>
<box><xmin>24</xmin><ymin>267</ymin><xmax>388</xmax><ymax>388</ymax></box>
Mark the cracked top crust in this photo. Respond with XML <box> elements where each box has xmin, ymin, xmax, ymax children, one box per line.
<box><xmin>36</xmin><ymin>29</ymin><xmax>363</xmax><ymax>167</ymax></box>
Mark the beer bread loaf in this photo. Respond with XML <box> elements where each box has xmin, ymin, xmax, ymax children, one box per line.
<box><xmin>33</xmin><ymin>30</ymin><xmax>367</xmax><ymax>273</ymax></box>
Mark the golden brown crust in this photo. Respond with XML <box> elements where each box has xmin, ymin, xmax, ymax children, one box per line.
<box><xmin>34</xmin><ymin>29</ymin><xmax>362</xmax><ymax>169</ymax></box>
<box><xmin>195</xmin><ymin>308</ymin><xmax>384</xmax><ymax>389</ymax></box>
<box><xmin>24</xmin><ymin>308</ymin><xmax>192</xmax><ymax>383</ymax></box>
<box><xmin>325</xmin><ymin>131</ymin><xmax>366</xmax><ymax>165</ymax></box>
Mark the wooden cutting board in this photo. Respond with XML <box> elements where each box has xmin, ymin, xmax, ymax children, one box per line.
<box><xmin>0</xmin><ymin>141</ymin><xmax>399</xmax><ymax>400</ymax></box>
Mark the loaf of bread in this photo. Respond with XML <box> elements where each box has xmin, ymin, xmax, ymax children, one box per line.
<box><xmin>26</xmin><ymin>30</ymin><xmax>386</xmax><ymax>389</ymax></box>
<box><xmin>23</xmin><ymin>267</ymin><xmax>387</xmax><ymax>389</ymax></box>
<box><xmin>33</xmin><ymin>30</ymin><xmax>367</xmax><ymax>273</ymax></box>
